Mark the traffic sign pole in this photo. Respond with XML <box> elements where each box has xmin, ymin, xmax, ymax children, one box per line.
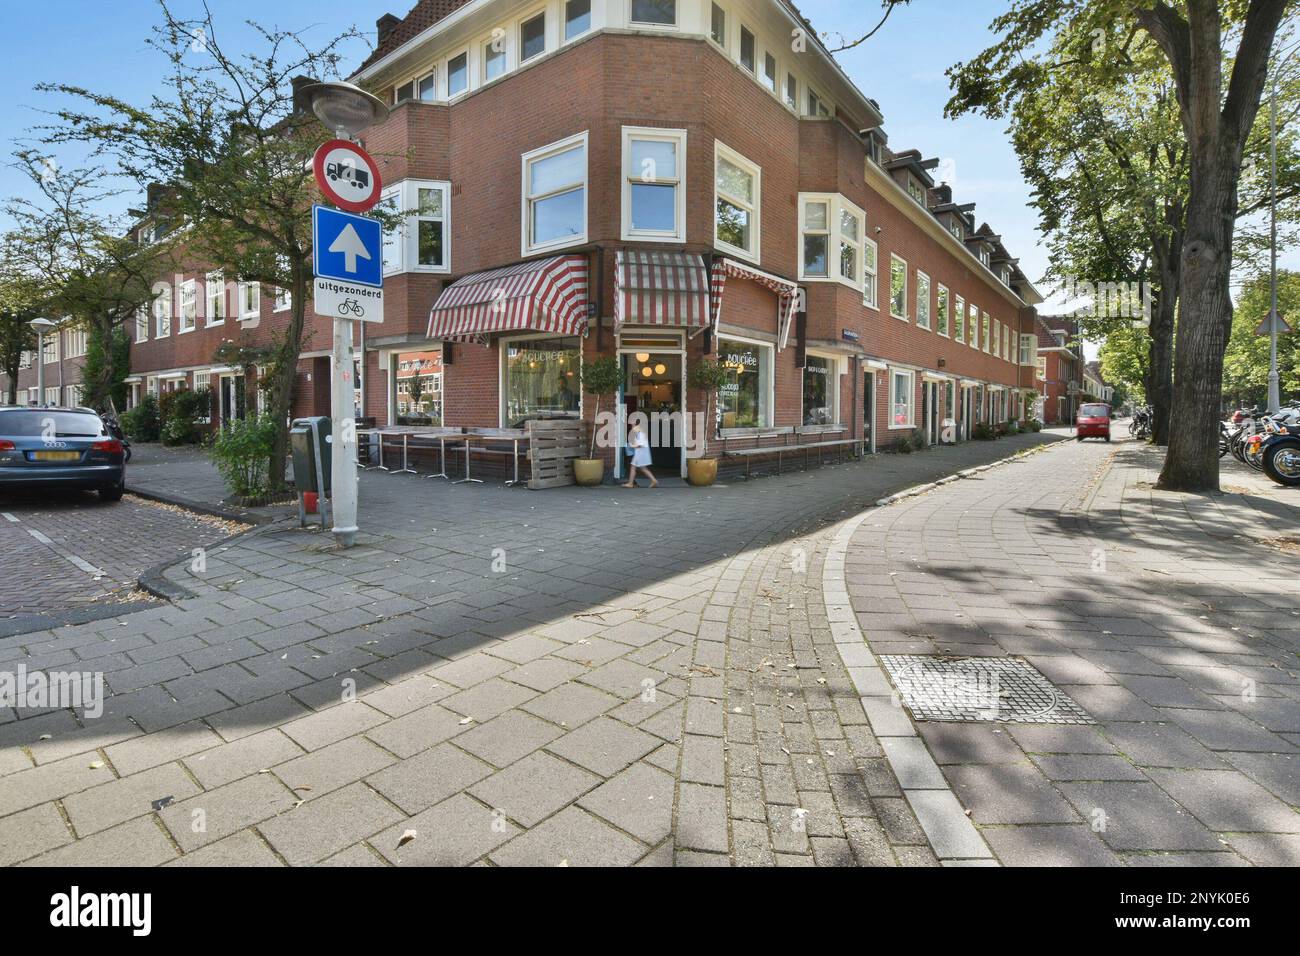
<box><xmin>330</xmin><ymin>317</ymin><xmax>359</xmax><ymax>549</ymax></box>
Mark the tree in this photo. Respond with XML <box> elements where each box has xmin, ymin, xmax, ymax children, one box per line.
<box><xmin>1222</xmin><ymin>268</ymin><xmax>1300</xmax><ymax>405</ymax></box>
<box><xmin>38</xmin><ymin>1</ymin><xmax>362</xmax><ymax>489</ymax></box>
<box><xmin>1099</xmin><ymin>322</ymin><xmax>1153</xmax><ymax>405</ymax></box>
<box><xmin>946</xmin><ymin>0</ymin><xmax>1292</xmax><ymax>492</ymax></box>
<box><xmin>0</xmin><ymin>309</ymin><xmax>37</xmax><ymax>406</ymax></box>
<box><xmin>407</xmin><ymin>369</ymin><xmax>425</xmax><ymax>416</ymax></box>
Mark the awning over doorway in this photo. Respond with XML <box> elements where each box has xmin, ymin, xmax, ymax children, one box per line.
<box><xmin>426</xmin><ymin>254</ymin><xmax>590</xmax><ymax>342</ymax></box>
<box><xmin>708</xmin><ymin>257</ymin><xmax>801</xmax><ymax>349</ymax></box>
<box><xmin>614</xmin><ymin>250</ymin><xmax>710</xmax><ymax>329</ymax></box>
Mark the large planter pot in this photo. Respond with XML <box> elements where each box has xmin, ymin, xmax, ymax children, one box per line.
<box><xmin>573</xmin><ymin>458</ymin><xmax>605</xmax><ymax>486</ymax></box>
<box><xmin>686</xmin><ymin>457</ymin><xmax>718</xmax><ymax>487</ymax></box>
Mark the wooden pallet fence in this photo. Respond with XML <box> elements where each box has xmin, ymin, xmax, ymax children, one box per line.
<box><xmin>526</xmin><ymin>419</ymin><xmax>588</xmax><ymax>489</ymax></box>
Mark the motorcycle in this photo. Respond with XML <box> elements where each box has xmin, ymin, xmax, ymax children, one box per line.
<box><xmin>100</xmin><ymin>412</ymin><xmax>132</xmax><ymax>464</ymax></box>
<box><xmin>1259</xmin><ymin>412</ymin><xmax>1300</xmax><ymax>487</ymax></box>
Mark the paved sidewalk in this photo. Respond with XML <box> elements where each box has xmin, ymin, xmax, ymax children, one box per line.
<box><xmin>0</xmin><ymin>432</ymin><xmax>1059</xmax><ymax>867</ymax></box>
<box><xmin>839</xmin><ymin>436</ymin><xmax>1300</xmax><ymax>866</ymax></box>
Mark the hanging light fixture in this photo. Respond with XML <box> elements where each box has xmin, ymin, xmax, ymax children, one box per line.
<box><xmin>654</xmin><ymin>363</ymin><xmax>667</xmax><ymax>375</ymax></box>
<box><xmin>641</xmin><ymin>366</ymin><xmax>654</xmax><ymax>378</ymax></box>
<box><xmin>635</xmin><ymin>352</ymin><xmax>651</xmax><ymax>363</ymax></box>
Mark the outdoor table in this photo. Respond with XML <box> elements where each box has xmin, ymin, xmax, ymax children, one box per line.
<box><xmin>423</xmin><ymin>434</ymin><xmax>456</xmax><ymax>480</ymax></box>
<box><xmin>503</xmin><ymin>436</ymin><xmax>522</xmax><ymax>487</ymax></box>
<box><xmin>375</xmin><ymin>429</ymin><xmax>417</xmax><ymax>475</ymax></box>
<box><xmin>356</xmin><ymin>428</ymin><xmax>380</xmax><ymax>470</ymax></box>
<box><xmin>452</xmin><ymin>435</ymin><xmax>484</xmax><ymax>485</ymax></box>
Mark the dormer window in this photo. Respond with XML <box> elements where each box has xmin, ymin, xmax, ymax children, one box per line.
<box><xmin>867</xmin><ymin>138</ymin><xmax>881</xmax><ymax>166</ymax></box>
<box><xmin>907</xmin><ymin>177</ymin><xmax>926</xmax><ymax>205</ymax></box>
<box><xmin>948</xmin><ymin>220</ymin><xmax>963</xmax><ymax>241</ymax></box>
<box><xmin>979</xmin><ymin>247</ymin><xmax>990</xmax><ymax>266</ymax></box>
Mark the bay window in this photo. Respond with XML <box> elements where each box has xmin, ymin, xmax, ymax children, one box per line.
<box><xmin>715</xmin><ymin>142</ymin><xmax>760</xmax><ymax>261</ymax></box>
<box><xmin>383</xmin><ymin>180</ymin><xmax>451</xmax><ymax>274</ymax></box>
<box><xmin>623</xmin><ymin>127</ymin><xmax>686</xmax><ymax>241</ymax></box>
<box><xmin>503</xmin><ymin>336</ymin><xmax>581</xmax><ymax>426</ymax></box>
<box><xmin>717</xmin><ymin>337</ymin><xmax>771</xmax><ymax>430</ymax></box>
<box><xmin>520</xmin><ymin>12</ymin><xmax>546</xmax><ymax>62</ymax></box>
<box><xmin>937</xmin><ymin>285</ymin><xmax>950</xmax><ymax>336</ymax></box>
<box><xmin>799</xmin><ymin>193</ymin><xmax>863</xmax><ymax>287</ymax></box>
<box><xmin>801</xmin><ymin>199</ymin><xmax>829</xmax><ymax>277</ymax></box>
<box><xmin>205</xmin><ymin>271</ymin><xmax>225</xmax><ymax>326</ymax></box>
<box><xmin>916</xmin><ymin>271</ymin><xmax>931</xmax><ymax>329</ymax></box>
<box><xmin>523</xmin><ymin>132</ymin><xmax>587</xmax><ymax>254</ymax></box>
<box><xmin>565</xmin><ymin>0</ymin><xmax>591</xmax><ymax>40</ymax></box>
<box><xmin>890</xmin><ymin>369</ymin><xmax>915</xmax><ymax>428</ymax></box>
<box><xmin>862</xmin><ymin>238</ymin><xmax>878</xmax><ymax>309</ymax></box>
<box><xmin>890</xmin><ymin>255</ymin><xmax>907</xmax><ymax>320</ymax></box>
<box><xmin>631</xmin><ymin>0</ymin><xmax>676</xmax><ymax>26</ymax></box>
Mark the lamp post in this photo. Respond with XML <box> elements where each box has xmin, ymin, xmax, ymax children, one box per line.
<box><xmin>1267</xmin><ymin>38</ymin><xmax>1300</xmax><ymax>412</ymax></box>
<box><xmin>29</xmin><ymin>317</ymin><xmax>56</xmax><ymax>406</ymax></box>
<box><xmin>299</xmin><ymin>82</ymin><xmax>389</xmax><ymax>549</ymax></box>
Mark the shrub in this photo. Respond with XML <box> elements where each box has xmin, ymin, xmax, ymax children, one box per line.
<box><xmin>972</xmin><ymin>423</ymin><xmax>995</xmax><ymax>441</ymax></box>
<box><xmin>211</xmin><ymin>414</ymin><xmax>277</xmax><ymax>498</ymax></box>
<box><xmin>120</xmin><ymin>394</ymin><xmax>161</xmax><ymax>442</ymax></box>
<box><xmin>1026</xmin><ymin>419</ymin><xmax>1042</xmax><ymax>432</ymax></box>
<box><xmin>1006</xmin><ymin>420</ymin><xmax>1020</xmax><ymax>435</ymax></box>
<box><xmin>158</xmin><ymin>387</ymin><xmax>212</xmax><ymax>446</ymax></box>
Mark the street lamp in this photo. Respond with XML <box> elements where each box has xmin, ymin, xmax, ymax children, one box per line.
<box><xmin>28</xmin><ymin>317</ymin><xmax>56</xmax><ymax>406</ymax></box>
<box><xmin>1267</xmin><ymin>37</ymin><xmax>1300</xmax><ymax>412</ymax></box>
<box><xmin>300</xmin><ymin>81</ymin><xmax>389</xmax><ymax>549</ymax></box>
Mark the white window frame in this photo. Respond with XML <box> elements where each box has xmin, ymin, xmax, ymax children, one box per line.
<box><xmin>521</xmin><ymin>130</ymin><xmax>589</xmax><ymax>256</ymax></box>
<box><xmin>716</xmin><ymin>332</ymin><xmax>774</xmax><ymax>431</ymax></box>
<box><xmin>205</xmin><ymin>271</ymin><xmax>226</xmax><ymax>327</ymax></box>
<box><xmin>762</xmin><ymin>50</ymin><xmax>778</xmax><ymax>94</ymax></box>
<box><xmin>179</xmin><ymin>279</ymin><xmax>197</xmax><ymax>333</ymax></box>
<box><xmin>1019</xmin><ymin>333</ymin><xmax>1035</xmax><ymax>366</ymax></box>
<box><xmin>64</xmin><ymin>328</ymin><xmax>87</xmax><ymax>358</ymax></box>
<box><xmin>936</xmin><ymin>284</ymin><xmax>950</xmax><ymax>337</ymax></box>
<box><xmin>738</xmin><ymin>25</ymin><xmax>755</xmax><ymax>73</ymax></box>
<box><xmin>802</xmin><ymin>351</ymin><xmax>841</xmax><ymax>426</ymax></box>
<box><xmin>622</xmin><ymin>126</ymin><xmax>687</xmax><ymax>243</ymax></box>
<box><xmin>916</xmin><ymin>271</ymin><xmax>931</xmax><ymax>330</ymax></box>
<box><xmin>784</xmin><ymin>72</ymin><xmax>797</xmax><ymax>111</ymax></box>
<box><xmin>394</xmin><ymin>72</ymin><xmax>436</xmax><ymax>105</ymax></box>
<box><xmin>482</xmin><ymin>29</ymin><xmax>509</xmax><ymax>81</ymax></box>
<box><xmin>890</xmin><ymin>254</ymin><xmax>908</xmax><ymax>321</ymax></box>
<box><xmin>518</xmin><ymin>9</ymin><xmax>547</xmax><ymax>64</ymax></box>
<box><xmin>714</xmin><ymin>141</ymin><xmax>761</xmax><ymax>263</ymax></box>
<box><xmin>968</xmin><ymin>302</ymin><xmax>979</xmax><ymax>349</ymax></box>
<box><xmin>155</xmin><ymin>289</ymin><xmax>172</xmax><ymax>337</ymax></box>
<box><xmin>444</xmin><ymin>48</ymin><xmax>470</xmax><ymax>99</ymax></box>
<box><xmin>862</xmin><ymin>237</ymin><xmax>878</xmax><ymax>310</ymax></box>
<box><xmin>955</xmin><ymin>295</ymin><xmax>966</xmax><ymax>343</ymax></box>
<box><xmin>709</xmin><ymin>2</ymin><xmax>726</xmax><ymax>50</ymax></box>
<box><xmin>382</xmin><ymin>179</ymin><xmax>452</xmax><ymax>275</ymax></box>
<box><xmin>798</xmin><ymin>193</ymin><xmax>862</xmax><ymax>289</ymax></box>
<box><xmin>889</xmin><ymin>368</ymin><xmax>915</xmax><ymax>430</ymax></box>
<box><xmin>629</xmin><ymin>0</ymin><xmax>678</xmax><ymax>28</ymax></box>
<box><xmin>982</xmin><ymin>311</ymin><xmax>991</xmax><ymax>353</ymax></box>
<box><xmin>239</xmin><ymin>281</ymin><xmax>261</xmax><ymax>321</ymax></box>
<box><xmin>564</xmin><ymin>0</ymin><xmax>593</xmax><ymax>43</ymax></box>
<box><xmin>135</xmin><ymin>304</ymin><xmax>149</xmax><ymax>343</ymax></box>
<box><xmin>42</xmin><ymin>335</ymin><xmax>57</xmax><ymax>364</ymax></box>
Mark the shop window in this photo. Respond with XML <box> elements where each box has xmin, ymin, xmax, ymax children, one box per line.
<box><xmin>890</xmin><ymin>369</ymin><xmax>914</xmax><ymax>428</ymax></box>
<box><xmin>503</xmin><ymin>336</ymin><xmax>581</xmax><ymax>427</ymax></box>
<box><xmin>717</xmin><ymin>337</ymin><xmax>770</xmax><ymax>429</ymax></box>
<box><xmin>623</xmin><ymin>127</ymin><xmax>686</xmax><ymax>241</ymax></box>
<box><xmin>802</xmin><ymin>354</ymin><xmax>837</xmax><ymax>425</ymax></box>
<box><xmin>523</xmin><ymin>132</ymin><xmax>587</xmax><ymax>253</ymax></box>
<box><xmin>715</xmin><ymin>142</ymin><xmax>760</xmax><ymax>261</ymax></box>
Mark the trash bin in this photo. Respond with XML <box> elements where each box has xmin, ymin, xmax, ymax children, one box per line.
<box><xmin>290</xmin><ymin>416</ymin><xmax>332</xmax><ymax>497</ymax></box>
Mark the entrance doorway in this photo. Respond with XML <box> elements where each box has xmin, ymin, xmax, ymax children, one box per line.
<box><xmin>922</xmin><ymin>379</ymin><xmax>940</xmax><ymax>446</ymax></box>
<box><xmin>219</xmin><ymin>374</ymin><xmax>246</xmax><ymax>428</ymax></box>
<box><xmin>863</xmin><ymin>369</ymin><xmax>876</xmax><ymax>454</ymax></box>
<box><xmin>961</xmin><ymin>386</ymin><xmax>974</xmax><ymax>441</ymax></box>
<box><xmin>617</xmin><ymin>335</ymin><xmax>686</xmax><ymax>479</ymax></box>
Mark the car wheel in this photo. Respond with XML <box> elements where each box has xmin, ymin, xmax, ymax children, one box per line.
<box><xmin>99</xmin><ymin>484</ymin><xmax>124</xmax><ymax>502</ymax></box>
<box><xmin>1105</xmin><ymin>436</ymin><xmax>1111</xmax><ymax>442</ymax></box>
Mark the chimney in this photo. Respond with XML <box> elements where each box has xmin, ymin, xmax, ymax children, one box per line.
<box><xmin>377</xmin><ymin>14</ymin><xmax>400</xmax><ymax>45</ymax></box>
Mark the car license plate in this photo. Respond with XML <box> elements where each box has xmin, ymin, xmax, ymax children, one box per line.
<box><xmin>33</xmin><ymin>451</ymin><xmax>80</xmax><ymax>462</ymax></box>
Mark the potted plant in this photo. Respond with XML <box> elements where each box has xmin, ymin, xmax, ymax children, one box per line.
<box><xmin>686</xmin><ymin>359</ymin><xmax>730</xmax><ymax>486</ymax></box>
<box><xmin>574</xmin><ymin>356</ymin><xmax>625</xmax><ymax>486</ymax></box>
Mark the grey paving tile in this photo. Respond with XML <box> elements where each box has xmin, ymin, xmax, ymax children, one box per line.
<box><xmin>258</xmin><ymin>782</ymin><xmax>405</xmax><ymax>865</ymax></box>
<box><xmin>375</xmin><ymin>794</ymin><xmax>519</xmax><ymax>865</ymax></box>
<box><xmin>490</xmin><ymin>806</ymin><xmax>645</xmax><ymax>867</ymax></box>
<box><xmin>468</xmin><ymin>751</ymin><xmax>600</xmax><ymax>827</ymax></box>
<box><xmin>1057</xmin><ymin>782</ymin><xmax>1222</xmax><ymax>851</ymax></box>
<box><xmin>943</xmin><ymin>764</ymin><xmax>1080</xmax><ymax>825</ymax></box>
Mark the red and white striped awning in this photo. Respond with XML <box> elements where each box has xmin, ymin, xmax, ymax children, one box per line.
<box><xmin>614</xmin><ymin>250</ymin><xmax>710</xmax><ymax>328</ymax></box>
<box><xmin>709</xmin><ymin>258</ymin><xmax>802</xmax><ymax>349</ymax></box>
<box><xmin>427</xmin><ymin>254</ymin><xmax>590</xmax><ymax>342</ymax></box>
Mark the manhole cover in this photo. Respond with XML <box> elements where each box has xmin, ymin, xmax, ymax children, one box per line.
<box><xmin>878</xmin><ymin>656</ymin><xmax>1094</xmax><ymax>724</ymax></box>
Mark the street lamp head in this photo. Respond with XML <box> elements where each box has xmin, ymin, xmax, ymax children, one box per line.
<box><xmin>28</xmin><ymin>317</ymin><xmax>56</xmax><ymax>332</ymax></box>
<box><xmin>300</xmin><ymin>81</ymin><xmax>390</xmax><ymax>140</ymax></box>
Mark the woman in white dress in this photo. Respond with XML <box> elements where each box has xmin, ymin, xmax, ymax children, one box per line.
<box><xmin>622</xmin><ymin>423</ymin><xmax>658</xmax><ymax>488</ymax></box>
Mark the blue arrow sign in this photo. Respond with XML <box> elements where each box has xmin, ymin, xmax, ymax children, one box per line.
<box><xmin>313</xmin><ymin>205</ymin><xmax>383</xmax><ymax>289</ymax></box>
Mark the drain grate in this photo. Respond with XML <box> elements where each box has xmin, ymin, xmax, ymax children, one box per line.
<box><xmin>878</xmin><ymin>655</ymin><xmax>1094</xmax><ymax>724</ymax></box>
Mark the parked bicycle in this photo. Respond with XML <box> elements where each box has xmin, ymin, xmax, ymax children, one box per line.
<box><xmin>1128</xmin><ymin>405</ymin><xmax>1152</xmax><ymax>439</ymax></box>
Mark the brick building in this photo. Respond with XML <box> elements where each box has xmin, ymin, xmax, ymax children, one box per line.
<box><xmin>0</xmin><ymin>324</ymin><xmax>89</xmax><ymax>409</ymax></box>
<box><xmin>3</xmin><ymin>0</ymin><xmax>1046</xmax><ymax>478</ymax></box>
<box><xmin>1033</xmin><ymin>314</ymin><xmax>1084</xmax><ymax>425</ymax></box>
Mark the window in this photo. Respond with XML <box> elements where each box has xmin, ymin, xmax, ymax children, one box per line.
<box><xmin>839</xmin><ymin>205</ymin><xmax>862</xmax><ymax>284</ymax></box>
<box><xmin>718</xmin><ymin>337</ymin><xmax>770</xmax><ymax>429</ymax></box>
<box><xmin>146</xmin><ymin>376</ymin><xmax>158</xmax><ymax>398</ymax></box>
<box><xmin>446</xmin><ymin>51</ymin><xmax>468</xmax><ymax>97</ymax></box>
<box><xmin>948</xmin><ymin>219</ymin><xmax>963</xmax><ymax>241</ymax></box>
<box><xmin>715</xmin><ymin>142</ymin><xmax>760</xmax><ymax>261</ymax></box>
<box><xmin>520</xmin><ymin>12</ymin><xmax>546</xmax><ymax>62</ymax></box>
<box><xmin>503</xmin><ymin>336</ymin><xmax>581</xmax><ymax>426</ymax></box>
<box><xmin>179</xmin><ymin>279</ymin><xmax>197</xmax><ymax>333</ymax></box>
<box><xmin>968</xmin><ymin>302</ymin><xmax>979</xmax><ymax>348</ymax></box>
<box><xmin>239</xmin><ymin>281</ymin><xmax>260</xmax><ymax>320</ymax></box>
<box><xmin>862</xmin><ymin>238</ymin><xmax>878</xmax><ymax>309</ymax></box>
<box><xmin>42</xmin><ymin>336</ymin><xmax>57</xmax><ymax>364</ymax></box>
<box><xmin>890</xmin><ymin>369</ymin><xmax>914</xmax><ymax>428</ymax></box>
<box><xmin>565</xmin><ymin>0</ymin><xmax>591</xmax><ymax>40</ymax></box>
<box><xmin>64</xmin><ymin>328</ymin><xmax>87</xmax><ymax>358</ymax></box>
<box><xmin>1019</xmin><ymin>333</ymin><xmax>1035</xmax><ymax>366</ymax></box>
<box><xmin>807</xmin><ymin>89</ymin><xmax>822</xmax><ymax>116</ymax></box>
<box><xmin>274</xmin><ymin>256</ymin><xmax>292</xmax><ymax>312</ymax></box>
<box><xmin>383</xmin><ymin>180</ymin><xmax>451</xmax><ymax>273</ymax></box>
<box><xmin>916</xmin><ymin>271</ymin><xmax>931</xmax><ymax>329</ymax></box>
<box><xmin>631</xmin><ymin>0</ymin><xmax>676</xmax><ymax>25</ymax></box>
<box><xmin>135</xmin><ymin>305</ymin><xmax>149</xmax><ymax>343</ymax></box>
<box><xmin>623</xmin><ymin>127</ymin><xmax>686</xmax><ymax>241</ymax></box>
<box><xmin>394</xmin><ymin>73</ymin><xmax>435</xmax><ymax>104</ymax></box>
<box><xmin>954</xmin><ymin>295</ymin><xmax>966</xmax><ymax>343</ymax></box>
<box><xmin>802</xmin><ymin>354</ymin><xmax>837</xmax><ymax>425</ymax></box>
<box><xmin>1004</xmin><ymin>324</ymin><xmax>1012</xmax><ymax>361</ymax></box>
<box><xmin>801</xmin><ymin>199</ymin><xmax>828</xmax><ymax>278</ymax></box>
<box><xmin>739</xmin><ymin>26</ymin><xmax>755</xmax><ymax>72</ymax></box>
<box><xmin>762</xmin><ymin>52</ymin><xmax>777</xmax><ymax>93</ymax></box>
<box><xmin>994</xmin><ymin>320</ymin><xmax>1002</xmax><ymax>358</ymax></box>
<box><xmin>523</xmin><ymin>132</ymin><xmax>587</xmax><ymax>254</ymax></box>
<box><xmin>982</xmin><ymin>311</ymin><xmax>991</xmax><ymax>352</ymax></box>
<box><xmin>1036</xmin><ymin>356</ymin><xmax>1046</xmax><ymax>381</ymax></box>
<box><xmin>155</xmin><ymin>288</ymin><xmax>172</xmax><ymax>337</ymax></box>
<box><xmin>710</xmin><ymin>3</ymin><xmax>725</xmax><ymax>47</ymax></box>
<box><xmin>890</xmin><ymin>255</ymin><xmax>907</xmax><ymax>320</ymax></box>
<box><xmin>937</xmin><ymin>285</ymin><xmax>950</xmax><ymax>336</ymax></box>
<box><xmin>484</xmin><ymin>34</ymin><xmax>507</xmax><ymax>79</ymax></box>
<box><xmin>784</xmin><ymin>73</ymin><xmax>797</xmax><ymax>110</ymax></box>
<box><xmin>205</xmin><ymin>271</ymin><xmax>225</xmax><ymax>326</ymax></box>
<box><xmin>907</xmin><ymin>176</ymin><xmax>927</xmax><ymax>206</ymax></box>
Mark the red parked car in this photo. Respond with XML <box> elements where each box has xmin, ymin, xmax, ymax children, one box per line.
<box><xmin>1076</xmin><ymin>403</ymin><xmax>1112</xmax><ymax>441</ymax></box>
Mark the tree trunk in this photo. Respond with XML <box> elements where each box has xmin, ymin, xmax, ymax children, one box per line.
<box><xmin>1157</xmin><ymin>156</ymin><xmax>1237</xmax><ymax>492</ymax></box>
<box><xmin>1146</xmin><ymin>263</ymin><xmax>1178</xmax><ymax>446</ymax></box>
<box><xmin>266</xmin><ymin>261</ymin><xmax>309</xmax><ymax>491</ymax></box>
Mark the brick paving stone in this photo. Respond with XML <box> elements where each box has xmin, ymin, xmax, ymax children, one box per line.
<box><xmin>273</xmin><ymin>737</ymin><xmax>397</xmax><ymax>800</ymax></box>
<box><xmin>489</xmin><ymin>806</ymin><xmax>645</xmax><ymax>867</ymax></box>
<box><xmin>469</xmin><ymin>751</ymin><xmax>600</xmax><ymax>827</ymax></box>
<box><xmin>453</xmin><ymin>710</ymin><xmax>564</xmax><ymax>767</ymax></box>
<box><xmin>365</xmin><ymin>742</ymin><xmax>493</xmax><ymax>815</ymax></box>
<box><xmin>545</xmin><ymin>717</ymin><xmax>660</xmax><ymax>777</ymax></box>
<box><xmin>24</xmin><ymin>816</ymin><xmax>178</xmax><ymax>867</ymax></box>
<box><xmin>166</xmin><ymin>830</ymin><xmax>285</xmax><ymax>867</ymax></box>
<box><xmin>577</xmin><ymin>761</ymin><xmax>674</xmax><ymax>844</ymax></box>
<box><xmin>0</xmin><ymin>802</ymin><xmax>72</xmax><ymax>865</ymax></box>
<box><xmin>258</xmin><ymin>782</ymin><xmax>405</xmax><ymax>866</ymax></box>
<box><xmin>1057</xmin><ymin>782</ymin><xmax>1224</xmax><ymax>852</ymax></box>
<box><xmin>159</xmin><ymin>773</ymin><xmax>298</xmax><ymax>852</ymax></box>
<box><xmin>375</xmin><ymin>794</ymin><xmax>519</xmax><ymax>865</ymax></box>
<box><xmin>184</xmin><ymin>729</ymin><xmax>304</xmax><ymax>789</ymax></box>
<box><xmin>64</xmin><ymin>762</ymin><xmax>201</xmax><ymax>836</ymax></box>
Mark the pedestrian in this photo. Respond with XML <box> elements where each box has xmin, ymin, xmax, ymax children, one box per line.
<box><xmin>622</xmin><ymin>421</ymin><xmax>657</xmax><ymax>488</ymax></box>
